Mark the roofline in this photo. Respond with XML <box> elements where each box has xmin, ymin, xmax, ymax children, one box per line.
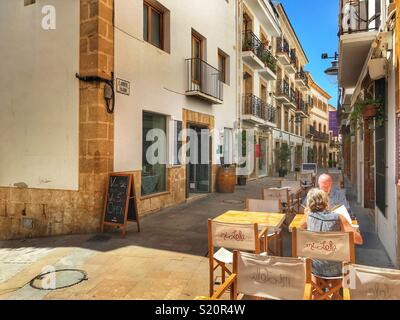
<box><xmin>307</xmin><ymin>73</ymin><xmax>332</xmax><ymax>100</ymax></box>
<box><xmin>276</xmin><ymin>3</ymin><xmax>309</xmax><ymax>64</ymax></box>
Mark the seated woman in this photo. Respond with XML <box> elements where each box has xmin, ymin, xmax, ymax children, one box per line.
<box><xmin>299</xmin><ymin>188</ymin><xmax>363</xmax><ymax>280</ymax></box>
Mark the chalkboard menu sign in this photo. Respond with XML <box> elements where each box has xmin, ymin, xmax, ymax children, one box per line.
<box><xmin>101</xmin><ymin>173</ymin><xmax>140</xmax><ymax>237</ymax></box>
<box><xmin>302</xmin><ymin>163</ymin><xmax>317</xmax><ymax>175</ymax></box>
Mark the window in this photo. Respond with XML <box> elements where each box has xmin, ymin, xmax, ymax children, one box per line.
<box><xmin>218</xmin><ymin>50</ymin><xmax>230</xmax><ymax>84</ymax></box>
<box><xmin>143</xmin><ymin>2</ymin><xmax>163</xmax><ymax>49</ymax></box>
<box><xmin>142</xmin><ymin>112</ymin><xmax>167</xmax><ymax>196</ymax></box>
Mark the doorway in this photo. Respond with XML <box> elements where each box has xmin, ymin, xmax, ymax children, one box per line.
<box><xmin>258</xmin><ymin>137</ymin><xmax>267</xmax><ymax>177</ymax></box>
<box><xmin>187</xmin><ymin>123</ymin><xmax>211</xmax><ymax>194</ymax></box>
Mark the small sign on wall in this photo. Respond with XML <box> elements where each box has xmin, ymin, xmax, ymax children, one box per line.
<box><xmin>116</xmin><ymin>78</ymin><xmax>130</xmax><ymax>95</ymax></box>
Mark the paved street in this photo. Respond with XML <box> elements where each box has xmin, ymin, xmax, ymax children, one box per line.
<box><xmin>0</xmin><ymin>177</ymin><xmax>394</xmax><ymax>300</ymax></box>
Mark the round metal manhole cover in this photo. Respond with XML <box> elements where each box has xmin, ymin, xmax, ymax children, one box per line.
<box><xmin>223</xmin><ymin>200</ymin><xmax>244</xmax><ymax>205</ymax></box>
<box><xmin>30</xmin><ymin>269</ymin><xmax>88</xmax><ymax>290</ymax></box>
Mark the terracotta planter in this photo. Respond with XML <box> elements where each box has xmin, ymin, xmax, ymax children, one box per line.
<box><xmin>362</xmin><ymin>104</ymin><xmax>378</xmax><ymax>119</ymax></box>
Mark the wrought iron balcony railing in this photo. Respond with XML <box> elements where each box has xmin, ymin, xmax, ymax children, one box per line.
<box><xmin>339</xmin><ymin>0</ymin><xmax>380</xmax><ymax>36</ymax></box>
<box><xmin>243</xmin><ymin>94</ymin><xmax>276</xmax><ymax>123</ymax></box>
<box><xmin>276</xmin><ymin>38</ymin><xmax>290</xmax><ymax>55</ymax></box>
<box><xmin>309</xmin><ymin>126</ymin><xmax>330</xmax><ymax>141</ymax></box>
<box><xmin>186</xmin><ymin>58</ymin><xmax>223</xmax><ymax>102</ymax></box>
<box><xmin>290</xmin><ymin>88</ymin><xmax>297</xmax><ymax>105</ymax></box>
<box><xmin>296</xmin><ymin>71</ymin><xmax>309</xmax><ymax>86</ymax></box>
<box><xmin>290</xmin><ymin>49</ymin><xmax>297</xmax><ymax>66</ymax></box>
<box><xmin>242</xmin><ymin>31</ymin><xmax>277</xmax><ymax>72</ymax></box>
<box><xmin>242</xmin><ymin>31</ymin><xmax>264</xmax><ymax>59</ymax></box>
<box><xmin>297</xmin><ymin>99</ymin><xmax>308</xmax><ymax>114</ymax></box>
<box><xmin>276</xmin><ymin>80</ymin><xmax>290</xmax><ymax>98</ymax></box>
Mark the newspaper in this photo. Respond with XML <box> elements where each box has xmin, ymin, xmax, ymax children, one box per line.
<box><xmin>331</xmin><ymin>205</ymin><xmax>359</xmax><ymax>228</ymax></box>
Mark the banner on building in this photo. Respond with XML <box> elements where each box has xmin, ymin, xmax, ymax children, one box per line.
<box><xmin>329</xmin><ymin>111</ymin><xmax>339</xmax><ymax>137</ymax></box>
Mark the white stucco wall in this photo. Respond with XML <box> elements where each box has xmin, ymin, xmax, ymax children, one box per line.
<box><xmin>114</xmin><ymin>0</ymin><xmax>238</xmax><ymax>171</ymax></box>
<box><xmin>0</xmin><ymin>0</ymin><xmax>80</xmax><ymax>190</ymax></box>
<box><xmin>376</xmin><ymin>36</ymin><xmax>398</xmax><ymax>266</ymax></box>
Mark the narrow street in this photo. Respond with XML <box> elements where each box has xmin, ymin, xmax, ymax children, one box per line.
<box><xmin>0</xmin><ymin>177</ymin><xmax>393</xmax><ymax>300</ymax></box>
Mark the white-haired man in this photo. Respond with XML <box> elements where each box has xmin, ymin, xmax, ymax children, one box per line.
<box><xmin>302</xmin><ymin>174</ymin><xmax>353</xmax><ymax>218</ymax></box>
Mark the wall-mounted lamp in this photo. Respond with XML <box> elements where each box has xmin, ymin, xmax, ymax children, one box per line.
<box><xmin>76</xmin><ymin>73</ymin><xmax>115</xmax><ymax>113</ymax></box>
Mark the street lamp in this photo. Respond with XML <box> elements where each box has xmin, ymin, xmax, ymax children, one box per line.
<box><xmin>322</xmin><ymin>52</ymin><xmax>339</xmax><ymax>85</ymax></box>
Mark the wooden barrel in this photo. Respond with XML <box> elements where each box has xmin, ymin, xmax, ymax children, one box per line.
<box><xmin>217</xmin><ymin>167</ymin><xmax>236</xmax><ymax>193</ymax></box>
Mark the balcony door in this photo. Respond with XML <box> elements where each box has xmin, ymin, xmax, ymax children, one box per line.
<box><xmin>243</xmin><ymin>71</ymin><xmax>253</xmax><ymax>116</ymax></box>
<box><xmin>243</xmin><ymin>11</ymin><xmax>253</xmax><ymax>33</ymax></box>
<box><xmin>191</xmin><ymin>33</ymin><xmax>203</xmax><ymax>85</ymax></box>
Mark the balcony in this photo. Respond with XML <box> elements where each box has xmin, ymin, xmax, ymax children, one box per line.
<box><xmin>309</xmin><ymin>126</ymin><xmax>330</xmax><ymax>142</ymax></box>
<box><xmin>258</xmin><ymin>49</ymin><xmax>278</xmax><ymax>81</ymax></box>
<box><xmin>276</xmin><ymin>38</ymin><xmax>290</xmax><ymax>65</ymax></box>
<box><xmin>295</xmin><ymin>99</ymin><xmax>308</xmax><ymax>117</ymax></box>
<box><xmin>275</xmin><ymin>80</ymin><xmax>290</xmax><ymax>104</ymax></box>
<box><xmin>338</xmin><ymin>0</ymin><xmax>380</xmax><ymax>89</ymax></box>
<box><xmin>295</xmin><ymin>71</ymin><xmax>309</xmax><ymax>91</ymax></box>
<box><xmin>284</xmin><ymin>49</ymin><xmax>297</xmax><ymax>74</ymax></box>
<box><xmin>242</xmin><ymin>32</ymin><xmax>277</xmax><ymax>80</ymax></box>
<box><xmin>284</xmin><ymin>88</ymin><xmax>297</xmax><ymax>109</ymax></box>
<box><xmin>242</xmin><ymin>31</ymin><xmax>266</xmax><ymax>70</ymax></box>
<box><xmin>186</xmin><ymin>58</ymin><xmax>223</xmax><ymax>104</ymax></box>
<box><xmin>242</xmin><ymin>94</ymin><xmax>276</xmax><ymax>126</ymax></box>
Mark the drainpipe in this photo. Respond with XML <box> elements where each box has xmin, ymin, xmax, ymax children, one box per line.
<box><xmin>237</xmin><ymin>0</ymin><xmax>243</xmax><ymax>130</ymax></box>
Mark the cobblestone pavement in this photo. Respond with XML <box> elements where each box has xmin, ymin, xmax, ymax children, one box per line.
<box><xmin>0</xmin><ymin>176</ymin><xmax>394</xmax><ymax>300</ymax></box>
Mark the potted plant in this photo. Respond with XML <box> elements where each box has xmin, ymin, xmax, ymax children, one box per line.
<box><xmin>275</xmin><ymin>144</ymin><xmax>290</xmax><ymax>178</ymax></box>
<box><xmin>350</xmin><ymin>98</ymin><xmax>384</xmax><ymax>126</ymax></box>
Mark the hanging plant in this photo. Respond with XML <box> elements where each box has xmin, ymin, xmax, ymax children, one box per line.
<box><xmin>350</xmin><ymin>98</ymin><xmax>384</xmax><ymax>128</ymax></box>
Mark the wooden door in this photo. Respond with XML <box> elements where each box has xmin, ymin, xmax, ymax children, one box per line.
<box><xmin>192</xmin><ymin>34</ymin><xmax>203</xmax><ymax>84</ymax></box>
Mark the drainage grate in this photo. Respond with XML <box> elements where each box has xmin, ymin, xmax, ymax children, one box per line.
<box><xmin>30</xmin><ymin>269</ymin><xmax>88</xmax><ymax>290</ymax></box>
<box><xmin>223</xmin><ymin>200</ymin><xmax>244</xmax><ymax>205</ymax></box>
<box><xmin>86</xmin><ymin>234</ymin><xmax>111</xmax><ymax>242</ymax></box>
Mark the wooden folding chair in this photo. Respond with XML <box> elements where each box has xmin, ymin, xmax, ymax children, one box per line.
<box><xmin>208</xmin><ymin>251</ymin><xmax>313</xmax><ymax>300</ymax></box>
<box><xmin>281</xmin><ymin>181</ymin><xmax>302</xmax><ymax>220</ymax></box>
<box><xmin>296</xmin><ymin>172</ymin><xmax>314</xmax><ymax>197</ymax></box>
<box><xmin>292</xmin><ymin>228</ymin><xmax>355</xmax><ymax>300</ymax></box>
<box><xmin>245</xmin><ymin>199</ymin><xmax>283</xmax><ymax>256</ymax></box>
<box><xmin>342</xmin><ymin>263</ymin><xmax>400</xmax><ymax>300</ymax></box>
<box><xmin>262</xmin><ymin>188</ymin><xmax>288</xmax><ymax>214</ymax></box>
<box><xmin>208</xmin><ymin>219</ymin><xmax>268</xmax><ymax>297</ymax></box>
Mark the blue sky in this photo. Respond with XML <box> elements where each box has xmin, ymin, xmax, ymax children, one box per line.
<box><xmin>279</xmin><ymin>0</ymin><xmax>339</xmax><ymax>107</ymax></box>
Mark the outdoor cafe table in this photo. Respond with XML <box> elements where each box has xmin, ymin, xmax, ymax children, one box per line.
<box><xmin>213</xmin><ymin>210</ymin><xmax>286</xmax><ymax>232</ymax></box>
<box><xmin>289</xmin><ymin>214</ymin><xmax>360</xmax><ymax>232</ymax></box>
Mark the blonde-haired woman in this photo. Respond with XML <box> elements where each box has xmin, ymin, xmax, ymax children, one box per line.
<box><xmin>299</xmin><ymin>189</ymin><xmax>363</xmax><ymax>282</ymax></box>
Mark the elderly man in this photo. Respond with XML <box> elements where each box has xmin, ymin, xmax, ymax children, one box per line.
<box><xmin>302</xmin><ymin>174</ymin><xmax>353</xmax><ymax>217</ymax></box>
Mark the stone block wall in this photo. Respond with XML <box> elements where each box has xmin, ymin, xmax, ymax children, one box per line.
<box><xmin>131</xmin><ymin>167</ymin><xmax>187</xmax><ymax>217</ymax></box>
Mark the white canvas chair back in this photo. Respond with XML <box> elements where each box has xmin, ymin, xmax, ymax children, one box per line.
<box><xmin>247</xmin><ymin>199</ymin><xmax>282</xmax><ymax>213</ymax></box>
<box><xmin>293</xmin><ymin>229</ymin><xmax>355</xmax><ymax>263</ymax></box>
<box><xmin>281</xmin><ymin>180</ymin><xmax>302</xmax><ymax>193</ymax></box>
<box><xmin>263</xmin><ymin>188</ymin><xmax>288</xmax><ymax>203</ymax></box>
<box><xmin>236</xmin><ymin>252</ymin><xmax>309</xmax><ymax>300</ymax></box>
<box><xmin>212</xmin><ymin>221</ymin><xmax>258</xmax><ymax>252</ymax></box>
<box><xmin>343</xmin><ymin>264</ymin><xmax>400</xmax><ymax>300</ymax></box>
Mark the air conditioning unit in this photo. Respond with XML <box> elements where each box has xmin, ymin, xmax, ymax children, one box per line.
<box><xmin>368</xmin><ymin>58</ymin><xmax>386</xmax><ymax>80</ymax></box>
